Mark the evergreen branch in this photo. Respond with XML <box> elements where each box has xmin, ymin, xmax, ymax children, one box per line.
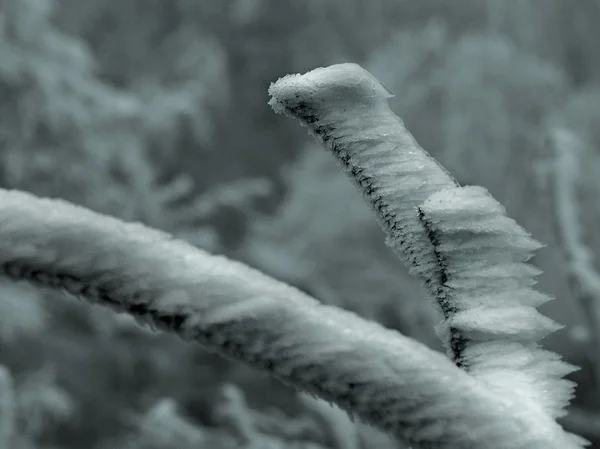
<box><xmin>0</xmin><ymin>187</ymin><xmax>582</xmax><ymax>448</ymax></box>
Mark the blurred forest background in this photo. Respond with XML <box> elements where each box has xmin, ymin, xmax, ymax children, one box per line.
<box><xmin>1</xmin><ymin>0</ymin><xmax>600</xmax><ymax>448</ymax></box>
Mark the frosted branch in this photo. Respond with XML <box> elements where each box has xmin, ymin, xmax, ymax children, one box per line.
<box><xmin>269</xmin><ymin>63</ymin><xmax>585</xmax><ymax>447</ymax></box>
<box><xmin>269</xmin><ymin>64</ymin><xmax>461</xmax><ymax>353</ymax></box>
<box><xmin>0</xmin><ymin>187</ymin><xmax>583</xmax><ymax>448</ymax></box>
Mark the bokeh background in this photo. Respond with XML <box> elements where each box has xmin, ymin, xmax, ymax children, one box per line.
<box><xmin>1</xmin><ymin>0</ymin><xmax>600</xmax><ymax>448</ymax></box>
